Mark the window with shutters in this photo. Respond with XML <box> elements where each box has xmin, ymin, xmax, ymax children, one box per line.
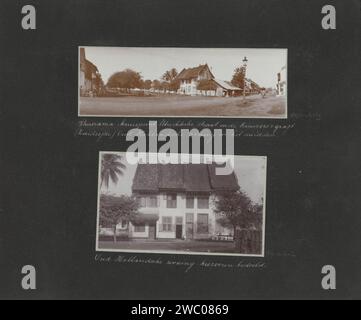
<box><xmin>137</xmin><ymin>195</ymin><xmax>158</xmax><ymax>208</ymax></box>
<box><xmin>166</xmin><ymin>194</ymin><xmax>177</xmax><ymax>208</ymax></box>
<box><xmin>197</xmin><ymin>214</ymin><xmax>209</xmax><ymax>234</ymax></box>
<box><xmin>147</xmin><ymin>196</ymin><xmax>158</xmax><ymax>208</ymax></box>
<box><xmin>186</xmin><ymin>196</ymin><xmax>194</xmax><ymax>209</ymax></box>
<box><xmin>197</xmin><ymin>196</ymin><xmax>209</xmax><ymax>209</ymax></box>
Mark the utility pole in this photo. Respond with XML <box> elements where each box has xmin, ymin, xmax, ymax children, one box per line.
<box><xmin>242</xmin><ymin>56</ymin><xmax>248</xmax><ymax>100</ymax></box>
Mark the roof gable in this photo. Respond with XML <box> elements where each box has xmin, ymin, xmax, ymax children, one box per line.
<box><xmin>177</xmin><ymin>64</ymin><xmax>214</xmax><ymax>80</ymax></box>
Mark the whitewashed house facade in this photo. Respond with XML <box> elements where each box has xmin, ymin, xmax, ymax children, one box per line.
<box><xmin>176</xmin><ymin>64</ymin><xmax>242</xmax><ymax>97</ymax></box>
<box><xmin>126</xmin><ymin>163</ymin><xmax>240</xmax><ymax>240</ymax></box>
<box><xmin>277</xmin><ymin>66</ymin><xmax>287</xmax><ymax>96</ymax></box>
<box><xmin>177</xmin><ymin>64</ymin><xmax>214</xmax><ymax>96</ymax></box>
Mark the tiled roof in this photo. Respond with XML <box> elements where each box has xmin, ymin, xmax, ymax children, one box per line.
<box><xmin>132</xmin><ymin>163</ymin><xmax>239</xmax><ymax>193</ymax></box>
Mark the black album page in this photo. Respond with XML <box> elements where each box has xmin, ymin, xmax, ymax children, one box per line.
<box><xmin>1</xmin><ymin>0</ymin><xmax>361</xmax><ymax>302</ymax></box>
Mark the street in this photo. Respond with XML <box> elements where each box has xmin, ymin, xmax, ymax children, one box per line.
<box><xmin>79</xmin><ymin>95</ymin><xmax>287</xmax><ymax>118</ymax></box>
<box><xmin>98</xmin><ymin>239</ymin><xmax>237</xmax><ymax>254</ymax></box>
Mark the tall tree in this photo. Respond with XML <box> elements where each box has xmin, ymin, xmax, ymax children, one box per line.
<box><xmin>162</xmin><ymin>68</ymin><xmax>180</xmax><ymax>92</ymax></box>
<box><xmin>161</xmin><ymin>81</ymin><xmax>170</xmax><ymax>92</ymax></box>
<box><xmin>107</xmin><ymin>69</ymin><xmax>143</xmax><ymax>92</ymax></box>
<box><xmin>214</xmin><ymin>190</ymin><xmax>261</xmax><ymax>236</ymax></box>
<box><xmin>231</xmin><ymin>67</ymin><xmax>246</xmax><ymax>91</ymax></box>
<box><xmin>100</xmin><ymin>195</ymin><xmax>140</xmax><ymax>243</ymax></box>
<box><xmin>101</xmin><ymin>154</ymin><xmax>126</xmax><ymax>189</ymax></box>
<box><xmin>162</xmin><ymin>68</ymin><xmax>178</xmax><ymax>82</ymax></box>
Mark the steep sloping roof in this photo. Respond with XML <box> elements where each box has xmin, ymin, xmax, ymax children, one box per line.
<box><xmin>84</xmin><ymin>59</ymin><xmax>99</xmax><ymax>80</ymax></box>
<box><xmin>132</xmin><ymin>163</ymin><xmax>239</xmax><ymax>193</ymax></box>
<box><xmin>184</xmin><ymin>164</ymin><xmax>213</xmax><ymax>192</ymax></box>
<box><xmin>158</xmin><ymin>164</ymin><xmax>184</xmax><ymax>190</ymax></box>
<box><xmin>86</xmin><ymin>59</ymin><xmax>99</xmax><ymax>73</ymax></box>
<box><xmin>131</xmin><ymin>164</ymin><xmax>159</xmax><ymax>192</ymax></box>
<box><xmin>177</xmin><ymin>64</ymin><xmax>214</xmax><ymax>80</ymax></box>
<box><xmin>208</xmin><ymin>163</ymin><xmax>240</xmax><ymax>191</ymax></box>
<box><xmin>214</xmin><ymin>79</ymin><xmax>241</xmax><ymax>91</ymax></box>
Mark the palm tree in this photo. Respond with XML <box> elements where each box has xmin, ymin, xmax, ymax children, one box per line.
<box><xmin>100</xmin><ymin>154</ymin><xmax>126</xmax><ymax>189</ymax></box>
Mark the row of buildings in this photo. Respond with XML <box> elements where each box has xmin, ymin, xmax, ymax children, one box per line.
<box><xmin>79</xmin><ymin>47</ymin><xmax>285</xmax><ymax>98</ymax></box>
<box><xmin>276</xmin><ymin>66</ymin><xmax>287</xmax><ymax>96</ymax></box>
<box><xmin>79</xmin><ymin>47</ymin><xmax>261</xmax><ymax>98</ymax></box>
<box><xmin>176</xmin><ymin>64</ymin><xmax>261</xmax><ymax>97</ymax></box>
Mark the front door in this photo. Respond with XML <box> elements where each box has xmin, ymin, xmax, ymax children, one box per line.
<box><xmin>176</xmin><ymin>225</ymin><xmax>183</xmax><ymax>239</ymax></box>
<box><xmin>148</xmin><ymin>224</ymin><xmax>156</xmax><ymax>240</ymax></box>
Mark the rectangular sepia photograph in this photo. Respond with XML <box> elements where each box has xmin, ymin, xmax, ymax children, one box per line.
<box><xmin>96</xmin><ymin>153</ymin><xmax>267</xmax><ymax>256</ymax></box>
<box><xmin>79</xmin><ymin>47</ymin><xmax>287</xmax><ymax>118</ymax></box>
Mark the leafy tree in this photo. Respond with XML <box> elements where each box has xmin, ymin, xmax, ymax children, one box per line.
<box><xmin>250</xmin><ymin>82</ymin><xmax>261</xmax><ymax>93</ymax></box>
<box><xmin>101</xmin><ymin>154</ymin><xmax>126</xmax><ymax>189</ymax></box>
<box><xmin>161</xmin><ymin>81</ymin><xmax>170</xmax><ymax>92</ymax></box>
<box><xmin>152</xmin><ymin>79</ymin><xmax>162</xmax><ymax>90</ymax></box>
<box><xmin>107</xmin><ymin>69</ymin><xmax>143</xmax><ymax>92</ymax></box>
<box><xmin>100</xmin><ymin>195</ymin><xmax>140</xmax><ymax>243</ymax></box>
<box><xmin>231</xmin><ymin>67</ymin><xmax>246</xmax><ymax>91</ymax></box>
<box><xmin>168</xmin><ymin>79</ymin><xmax>180</xmax><ymax>92</ymax></box>
<box><xmin>162</xmin><ymin>68</ymin><xmax>178</xmax><ymax>82</ymax></box>
<box><xmin>214</xmin><ymin>190</ymin><xmax>262</xmax><ymax>236</ymax></box>
<box><xmin>143</xmin><ymin>79</ymin><xmax>152</xmax><ymax>90</ymax></box>
<box><xmin>249</xmin><ymin>202</ymin><xmax>263</xmax><ymax>230</ymax></box>
<box><xmin>161</xmin><ymin>68</ymin><xmax>180</xmax><ymax>92</ymax></box>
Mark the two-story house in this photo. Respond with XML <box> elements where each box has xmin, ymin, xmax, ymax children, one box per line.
<box><xmin>176</xmin><ymin>64</ymin><xmax>244</xmax><ymax>97</ymax></box>
<box><xmin>126</xmin><ymin>163</ymin><xmax>240</xmax><ymax>240</ymax></box>
<box><xmin>177</xmin><ymin>64</ymin><xmax>215</xmax><ymax>96</ymax></box>
<box><xmin>79</xmin><ymin>48</ymin><xmax>104</xmax><ymax>97</ymax></box>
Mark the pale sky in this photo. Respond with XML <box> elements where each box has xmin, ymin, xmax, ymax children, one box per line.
<box><xmin>83</xmin><ymin>47</ymin><xmax>287</xmax><ymax>89</ymax></box>
<box><xmin>100</xmin><ymin>153</ymin><xmax>267</xmax><ymax>205</ymax></box>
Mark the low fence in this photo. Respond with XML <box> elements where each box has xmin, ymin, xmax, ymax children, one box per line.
<box><xmin>235</xmin><ymin>229</ymin><xmax>262</xmax><ymax>255</ymax></box>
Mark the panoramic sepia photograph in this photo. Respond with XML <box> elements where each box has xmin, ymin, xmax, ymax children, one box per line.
<box><xmin>96</xmin><ymin>153</ymin><xmax>267</xmax><ymax>256</ymax></box>
<box><xmin>79</xmin><ymin>47</ymin><xmax>287</xmax><ymax>118</ymax></box>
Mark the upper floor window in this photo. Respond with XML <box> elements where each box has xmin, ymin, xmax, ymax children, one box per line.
<box><xmin>137</xmin><ymin>195</ymin><xmax>158</xmax><ymax>208</ymax></box>
<box><xmin>197</xmin><ymin>196</ymin><xmax>209</xmax><ymax>209</ymax></box>
<box><xmin>147</xmin><ymin>196</ymin><xmax>158</xmax><ymax>208</ymax></box>
<box><xmin>166</xmin><ymin>194</ymin><xmax>177</xmax><ymax>208</ymax></box>
<box><xmin>186</xmin><ymin>196</ymin><xmax>194</xmax><ymax>209</ymax></box>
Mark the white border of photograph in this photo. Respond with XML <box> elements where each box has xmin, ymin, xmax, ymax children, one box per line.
<box><xmin>95</xmin><ymin>152</ymin><xmax>267</xmax><ymax>257</ymax></box>
<box><xmin>78</xmin><ymin>47</ymin><xmax>288</xmax><ymax>119</ymax></box>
